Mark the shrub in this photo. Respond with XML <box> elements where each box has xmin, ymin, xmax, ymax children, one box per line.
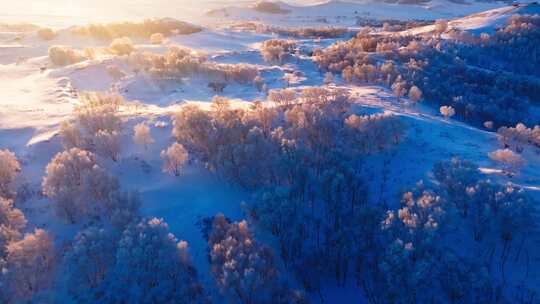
<box><xmin>106</xmin><ymin>65</ymin><xmax>126</xmax><ymax>80</ymax></box>
<box><xmin>48</xmin><ymin>46</ymin><xmax>85</xmax><ymax>66</ymax></box>
<box><xmin>37</xmin><ymin>27</ymin><xmax>55</xmax><ymax>40</ymax></box>
<box><xmin>150</xmin><ymin>32</ymin><xmax>164</xmax><ymax>44</ymax></box>
<box><xmin>109</xmin><ymin>37</ymin><xmax>135</xmax><ymax>55</ymax></box>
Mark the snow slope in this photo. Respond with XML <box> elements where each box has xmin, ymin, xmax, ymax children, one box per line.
<box><xmin>402</xmin><ymin>2</ymin><xmax>540</xmax><ymax>35</ymax></box>
<box><xmin>205</xmin><ymin>0</ymin><xmax>521</xmax><ymax>27</ymax></box>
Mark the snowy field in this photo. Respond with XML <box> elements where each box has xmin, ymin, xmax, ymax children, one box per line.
<box><xmin>1</xmin><ymin>0</ymin><xmax>540</xmax><ymax>303</ymax></box>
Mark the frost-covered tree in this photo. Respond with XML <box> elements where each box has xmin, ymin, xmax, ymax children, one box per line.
<box><xmin>105</xmin><ymin>218</ymin><xmax>205</xmax><ymax>303</ymax></box>
<box><xmin>246</xmin><ymin>101</ymin><xmax>279</xmax><ymax>136</ymax></box>
<box><xmin>0</xmin><ymin>197</ymin><xmax>26</xmax><ymax>257</ymax></box>
<box><xmin>489</xmin><ymin>148</ymin><xmax>525</xmax><ymax>176</ymax></box>
<box><xmin>94</xmin><ymin>130</ymin><xmax>121</xmax><ymax>162</ymax></box>
<box><xmin>408</xmin><ymin>85</ymin><xmax>422</xmax><ymax>104</ymax></box>
<box><xmin>433</xmin><ymin>158</ymin><xmax>480</xmax><ymax>217</ymax></box>
<box><xmin>172</xmin><ymin>104</ymin><xmax>214</xmax><ymax>156</ymax></box>
<box><xmin>160</xmin><ymin>143</ymin><xmax>188</xmax><ymax>176</ymax></box>
<box><xmin>209</xmin><ymin>214</ymin><xmax>299</xmax><ymax>304</ymax></box>
<box><xmin>42</xmin><ymin>148</ymin><xmax>119</xmax><ymax>222</ymax></box>
<box><xmin>345</xmin><ymin>113</ymin><xmax>406</xmax><ymax>153</ymax></box>
<box><xmin>59</xmin><ymin>121</ymin><xmax>83</xmax><ymax>150</ymax></box>
<box><xmin>4</xmin><ymin>229</ymin><xmax>54</xmax><ymax>301</ymax></box>
<box><xmin>434</xmin><ymin>19</ymin><xmax>448</xmax><ymax>35</ymax></box>
<box><xmin>324</xmin><ymin>72</ymin><xmax>334</xmax><ymax>85</ymax></box>
<box><xmin>64</xmin><ymin>226</ymin><xmax>118</xmax><ymax>302</ymax></box>
<box><xmin>0</xmin><ymin>149</ymin><xmax>21</xmax><ymax>198</ymax></box>
<box><xmin>496</xmin><ymin>123</ymin><xmax>539</xmax><ymax>153</ymax></box>
<box><xmin>268</xmin><ymin>88</ymin><xmax>296</xmax><ymax>107</ymax></box>
<box><xmin>440</xmin><ymin>105</ymin><xmax>455</xmax><ymax>118</ymax></box>
<box><xmin>391</xmin><ymin>76</ymin><xmax>407</xmax><ymax>101</ymax></box>
<box><xmin>133</xmin><ymin>122</ymin><xmax>154</xmax><ymax>150</ymax></box>
<box><xmin>261</xmin><ymin>39</ymin><xmax>296</xmax><ymax>64</ymax></box>
<box><xmin>64</xmin><ymin>92</ymin><xmax>124</xmax><ymax>161</ymax></box>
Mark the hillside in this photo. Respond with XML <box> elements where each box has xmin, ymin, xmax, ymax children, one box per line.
<box><xmin>1</xmin><ymin>2</ymin><xmax>540</xmax><ymax>303</ymax></box>
<box><xmin>205</xmin><ymin>0</ymin><xmax>523</xmax><ymax>26</ymax></box>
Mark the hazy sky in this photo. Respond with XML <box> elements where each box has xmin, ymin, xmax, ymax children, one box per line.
<box><xmin>1</xmin><ymin>0</ymin><xmax>290</xmax><ymax>27</ymax></box>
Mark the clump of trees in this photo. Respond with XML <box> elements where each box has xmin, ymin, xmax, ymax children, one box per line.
<box><xmin>230</xmin><ymin>23</ymin><xmax>347</xmax><ymax>38</ymax></box>
<box><xmin>60</xmin><ymin>92</ymin><xmax>124</xmax><ymax>161</ymax></box>
<box><xmin>128</xmin><ymin>47</ymin><xmax>260</xmax><ymax>85</ymax></box>
<box><xmin>209</xmin><ymin>214</ymin><xmax>305</xmax><ymax>304</ymax></box>
<box><xmin>170</xmin><ymin>88</ymin><xmax>407</xmax><ymax>296</ymax></box>
<box><xmin>269</xmin><ymin>26</ymin><xmax>347</xmax><ymax>38</ymax></box>
<box><xmin>104</xmin><ymin>218</ymin><xmax>205</xmax><ymax>303</ymax></box>
<box><xmin>313</xmin><ymin>12</ymin><xmax>540</xmax><ymax>127</ymax></box>
<box><xmin>345</xmin><ymin>112</ymin><xmax>406</xmax><ymax>153</ymax></box>
<box><xmin>261</xmin><ymin>39</ymin><xmax>296</xmax><ymax>64</ymax></box>
<box><xmin>253</xmin><ymin>1</ymin><xmax>290</xmax><ymax>14</ymax></box>
<box><xmin>357</xmin><ymin>158</ymin><xmax>539</xmax><ymax>303</ymax></box>
<box><xmin>64</xmin><ymin>218</ymin><xmax>206</xmax><ymax>303</ymax></box>
<box><xmin>355</xmin><ymin>18</ymin><xmax>433</xmax><ymax>32</ymax></box>
<box><xmin>0</xmin><ymin>150</ymin><xmax>56</xmax><ymax>303</ymax></box>
<box><xmin>41</xmin><ymin>148</ymin><xmax>121</xmax><ymax>223</ymax></box>
<box><xmin>497</xmin><ymin>123</ymin><xmax>540</xmax><ymax>154</ymax></box>
<box><xmin>70</xmin><ymin>18</ymin><xmax>201</xmax><ymax>40</ymax></box>
<box><xmin>0</xmin><ymin>197</ymin><xmax>27</xmax><ymax>257</ymax></box>
<box><xmin>0</xmin><ymin>149</ymin><xmax>21</xmax><ymax>198</ymax></box>
<box><xmin>4</xmin><ymin>229</ymin><xmax>55</xmax><ymax>301</ymax></box>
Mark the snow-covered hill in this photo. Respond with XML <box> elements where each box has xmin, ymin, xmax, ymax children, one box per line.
<box><xmin>400</xmin><ymin>2</ymin><xmax>540</xmax><ymax>35</ymax></box>
<box><xmin>205</xmin><ymin>0</ymin><xmax>524</xmax><ymax>26</ymax></box>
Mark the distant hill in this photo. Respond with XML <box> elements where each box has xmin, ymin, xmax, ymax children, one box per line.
<box><xmin>205</xmin><ymin>0</ymin><xmax>526</xmax><ymax>23</ymax></box>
